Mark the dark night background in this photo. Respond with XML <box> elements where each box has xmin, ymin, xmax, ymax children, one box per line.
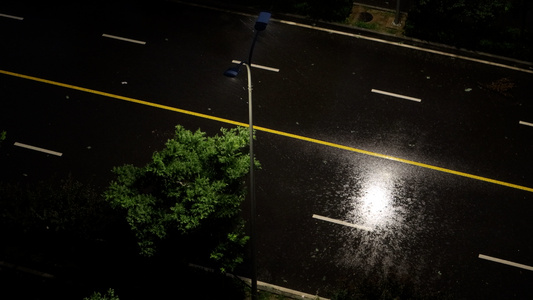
<box><xmin>1</xmin><ymin>0</ymin><xmax>532</xmax><ymax>299</ymax></box>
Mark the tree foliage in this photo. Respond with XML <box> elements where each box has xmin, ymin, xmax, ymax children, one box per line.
<box><xmin>220</xmin><ymin>0</ymin><xmax>353</xmax><ymax>22</ymax></box>
<box><xmin>413</xmin><ymin>0</ymin><xmax>513</xmax><ymax>22</ymax></box>
<box><xmin>0</xmin><ymin>175</ymin><xmax>110</xmax><ymax>239</ymax></box>
<box><xmin>83</xmin><ymin>289</ymin><xmax>119</xmax><ymax>300</ymax></box>
<box><xmin>406</xmin><ymin>0</ymin><xmax>531</xmax><ymax>60</ymax></box>
<box><xmin>105</xmin><ymin>125</ymin><xmax>259</xmax><ymax>272</ymax></box>
<box><xmin>294</xmin><ymin>0</ymin><xmax>353</xmax><ymax>21</ymax></box>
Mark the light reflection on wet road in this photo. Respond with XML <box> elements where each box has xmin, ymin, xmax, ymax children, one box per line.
<box><xmin>255</xmin><ymin>135</ymin><xmax>533</xmax><ymax>298</ymax></box>
<box><xmin>346</xmin><ymin>165</ymin><xmax>398</xmax><ymax>229</ymax></box>
<box><xmin>1</xmin><ymin>1</ymin><xmax>532</xmax><ymax>298</ymax></box>
<box><xmin>311</xmin><ymin>151</ymin><xmax>434</xmax><ymax>291</ymax></box>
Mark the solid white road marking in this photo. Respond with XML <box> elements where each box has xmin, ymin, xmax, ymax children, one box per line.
<box><xmin>102</xmin><ymin>34</ymin><xmax>146</xmax><ymax>45</ymax></box>
<box><xmin>0</xmin><ymin>13</ymin><xmax>24</xmax><ymax>20</ymax></box>
<box><xmin>277</xmin><ymin>20</ymin><xmax>533</xmax><ymax>75</ymax></box>
<box><xmin>478</xmin><ymin>254</ymin><xmax>533</xmax><ymax>271</ymax></box>
<box><xmin>172</xmin><ymin>0</ymin><xmax>533</xmax><ymax>75</ymax></box>
<box><xmin>312</xmin><ymin>214</ymin><xmax>373</xmax><ymax>231</ymax></box>
<box><xmin>519</xmin><ymin>120</ymin><xmax>533</xmax><ymax>127</ymax></box>
<box><xmin>371</xmin><ymin>89</ymin><xmax>422</xmax><ymax>102</ymax></box>
<box><xmin>231</xmin><ymin>60</ymin><xmax>280</xmax><ymax>72</ymax></box>
<box><xmin>14</xmin><ymin>142</ymin><xmax>63</xmax><ymax>157</ymax></box>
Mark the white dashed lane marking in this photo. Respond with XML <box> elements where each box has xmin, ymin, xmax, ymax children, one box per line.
<box><xmin>0</xmin><ymin>13</ymin><xmax>24</xmax><ymax>20</ymax></box>
<box><xmin>14</xmin><ymin>142</ymin><xmax>63</xmax><ymax>157</ymax></box>
<box><xmin>371</xmin><ymin>89</ymin><xmax>422</xmax><ymax>102</ymax></box>
<box><xmin>231</xmin><ymin>60</ymin><xmax>280</xmax><ymax>72</ymax></box>
<box><xmin>479</xmin><ymin>254</ymin><xmax>533</xmax><ymax>271</ymax></box>
<box><xmin>519</xmin><ymin>120</ymin><xmax>533</xmax><ymax>127</ymax></box>
<box><xmin>102</xmin><ymin>33</ymin><xmax>146</xmax><ymax>45</ymax></box>
<box><xmin>312</xmin><ymin>214</ymin><xmax>373</xmax><ymax>232</ymax></box>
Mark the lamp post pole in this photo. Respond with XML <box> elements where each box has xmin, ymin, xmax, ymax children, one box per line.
<box><xmin>244</xmin><ymin>62</ymin><xmax>257</xmax><ymax>299</ymax></box>
<box><xmin>224</xmin><ymin>12</ymin><xmax>270</xmax><ymax>300</ymax></box>
<box><xmin>393</xmin><ymin>0</ymin><xmax>401</xmax><ymax>26</ymax></box>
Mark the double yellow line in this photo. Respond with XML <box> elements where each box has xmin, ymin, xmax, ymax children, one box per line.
<box><xmin>2</xmin><ymin>69</ymin><xmax>532</xmax><ymax>193</ymax></box>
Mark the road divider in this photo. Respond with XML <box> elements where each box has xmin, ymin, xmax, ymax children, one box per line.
<box><xmin>102</xmin><ymin>33</ymin><xmax>146</xmax><ymax>45</ymax></box>
<box><xmin>231</xmin><ymin>60</ymin><xmax>279</xmax><ymax>72</ymax></box>
<box><xmin>14</xmin><ymin>142</ymin><xmax>63</xmax><ymax>157</ymax></box>
<box><xmin>478</xmin><ymin>254</ymin><xmax>533</xmax><ymax>271</ymax></box>
<box><xmin>1</xmin><ymin>69</ymin><xmax>532</xmax><ymax>193</ymax></box>
<box><xmin>371</xmin><ymin>89</ymin><xmax>422</xmax><ymax>102</ymax></box>
<box><xmin>312</xmin><ymin>214</ymin><xmax>373</xmax><ymax>231</ymax></box>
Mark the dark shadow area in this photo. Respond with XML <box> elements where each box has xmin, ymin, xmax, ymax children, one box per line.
<box><xmin>0</xmin><ymin>176</ymin><xmax>247</xmax><ymax>299</ymax></box>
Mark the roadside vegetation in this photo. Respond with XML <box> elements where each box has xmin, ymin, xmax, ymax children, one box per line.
<box><xmin>215</xmin><ymin>0</ymin><xmax>531</xmax><ymax>61</ymax></box>
<box><xmin>0</xmin><ymin>125</ymin><xmax>256</xmax><ymax>299</ymax></box>
<box><xmin>2</xmin><ymin>1</ymin><xmax>529</xmax><ymax>298</ymax></box>
<box><xmin>405</xmin><ymin>0</ymin><xmax>532</xmax><ymax>61</ymax></box>
<box><xmin>104</xmin><ymin>125</ymin><xmax>258</xmax><ymax>273</ymax></box>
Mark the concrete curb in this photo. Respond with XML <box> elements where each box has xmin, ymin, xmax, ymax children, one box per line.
<box><xmin>189</xmin><ymin>264</ymin><xmax>330</xmax><ymax>299</ymax></box>
<box><xmin>169</xmin><ymin>0</ymin><xmax>532</xmax><ymax>71</ymax></box>
<box><xmin>242</xmin><ymin>277</ymin><xmax>330</xmax><ymax>300</ymax></box>
<box><xmin>0</xmin><ymin>261</ymin><xmax>55</xmax><ymax>279</ymax></box>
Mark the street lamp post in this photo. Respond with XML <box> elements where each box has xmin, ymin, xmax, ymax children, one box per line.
<box><xmin>393</xmin><ymin>0</ymin><xmax>401</xmax><ymax>26</ymax></box>
<box><xmin>224</xmin><ymin>12</ymin><xmax>271</xmax><ymax>300</ymax></box>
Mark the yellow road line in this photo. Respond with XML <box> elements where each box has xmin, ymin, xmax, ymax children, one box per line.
<box><xmin>255</xmin><ymin>126</ymin><xmax>533</xmax><ymax>192</ymax></box>
<box><xmin>2</xmin><ymin>69</ymin><xmax>532</xmax><ymax>193</ymax></box>
<box><xmin>0</xmin><ymin>69</ymin><xmax>247</xmax><ymax>127</ymax></box>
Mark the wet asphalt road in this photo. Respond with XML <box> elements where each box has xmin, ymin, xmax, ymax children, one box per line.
<box><xmin>1</xmin><ymin>0</ymin><xmax>533</xmax><ymax>298</ymax></box>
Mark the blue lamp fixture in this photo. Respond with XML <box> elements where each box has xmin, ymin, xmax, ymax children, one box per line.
<box><xmin>224</xmin><ymin>12</ymin><xmax>271</xmax><ymax>77</ymax></box>
<box><xmin>254</xmin><ymin>11</ymin><xmax>271</xmax><ymax>31</ymax></box>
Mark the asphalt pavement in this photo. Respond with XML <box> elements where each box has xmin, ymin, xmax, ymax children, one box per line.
<box><xmin>1</xmin><ymin>0</ymin><xmax>533</xmax><ymax>299</ymax></box>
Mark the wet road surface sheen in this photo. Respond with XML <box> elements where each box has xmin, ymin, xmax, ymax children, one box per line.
<box><xmin>255</xmin><ymin>136</ymin><xmax>533</xmax><ymax>298</ymax></box>
<box><xmin>1</xmin><ymin>1</ymin><xmax>532</xmax><ymax>298</ymax></box>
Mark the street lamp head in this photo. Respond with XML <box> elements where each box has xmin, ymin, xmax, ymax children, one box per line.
<box><xmin>254</xmin><ymin>12</ymin><xmax>271</xmax><ymax>31</ymax></box>
<box><xmin>224</xmin><ymin>12</ymin><xmax>270</xmax><ymax>78</ymax></box>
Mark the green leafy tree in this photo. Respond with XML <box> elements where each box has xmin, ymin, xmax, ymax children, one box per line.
<box><xmin>307</xmin><ymin>0</ymin><xmax>353</xmax><ymax>21</ymax></box>
<box><xmin>225</xmin><ymin>0</ymin><xmax>353</xmax><ymax>22</ymax></box>
<box><xmin>0</xmin><ymin>175</ymin><xmax>111</xmax><ymax>239</ymax></box>
<box><xmin>406</xmin><ymin>0</ymin><xmax>531</xmax><ymax>59</ymax></box>
<box><xmin>83</xmin><ymin>289</ymin><xmax>119</xmax><ymax>300</ymax></box>
<box><xmin>104</xmin><ymin>125</ymin><xmax>259</xmax><ymax>272</ymax></box>
<box><xmin>288</xmin><ymin>0</ymin><xmax>352</xmax><ymax>21</ymax></box>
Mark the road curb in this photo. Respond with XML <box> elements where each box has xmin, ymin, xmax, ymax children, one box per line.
<box><xmin>188</xmin><ymin>264</ymin><xmax>330</xmax><ymax>299</ymax></box>
<box><xmin>242</xmin><ymin>277</ymin><xmax>330</xmax><ymax>300</ymax></box>
<box><xmin>0</xmin><ymin>261</ymin><xmax>56</xmax><ymax>279</ymax></box>
<box><xmin>169</xmin><ymin>0</ymin><xmax>532</xmax><ymax>71</ymax></box>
